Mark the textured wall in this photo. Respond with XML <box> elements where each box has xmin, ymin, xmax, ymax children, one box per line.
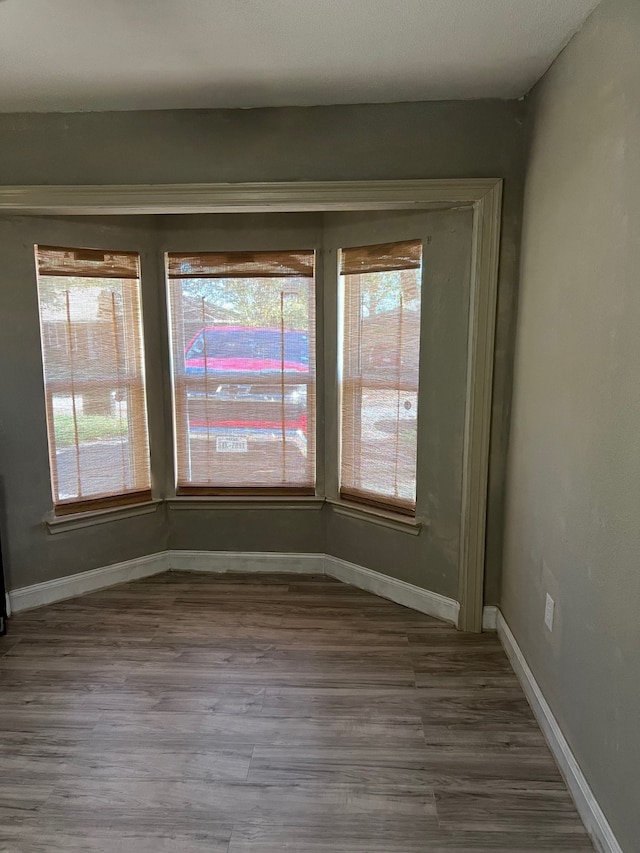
<box><xmin>0</xmin><ymin>100</ymin><xmax>525</xmax><ymax>600</ymax></box>
<box><xmin>158</xmin><ymin>213</ymin><xmax>326</xmax><ymax>558</ymax></box>
<box><xmin>323</xmin><ymin>209</ymin><xmax>472</xmax><ymax>599</ymax></box>
<box><xmin>0</xmin><ymin>216</ymin><xmax>168</xmax><ymax>589</ymax></box>
<box><xmin>501</xmin><ymin>1</ymin><xmax>640</xmax><ymax>848</ymax></box>
<box><xmin>0</xmin><ymin>209</ymin><xmax>471</xmax><ymax>600</ymax></box>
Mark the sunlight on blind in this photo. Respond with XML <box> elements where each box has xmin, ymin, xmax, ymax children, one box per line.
<box><xmin>339</xmin><ymin>240</ymin><xmax>422</xmax><ymax>514</ymax></box>
<box><xmin>166</xmin><ymin>250</ymin><xmax>316</xmax><ymax>494</ymax></box>
<box><xmin>35</xmin><ymin>246</ymin><xmax>151</xmax><ymax>514</ymax></box>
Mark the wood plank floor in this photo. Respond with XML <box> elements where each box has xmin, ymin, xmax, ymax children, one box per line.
<box><xmin>0</xmin><ymin>571</ymin><xmax>594</xmax><ymax>852</ymax></box>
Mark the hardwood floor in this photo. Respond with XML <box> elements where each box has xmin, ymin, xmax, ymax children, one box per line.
<box><xmin>0</xmin><ymin>571</ymin><xmax>593</xmax><ymax>852</ymax></box>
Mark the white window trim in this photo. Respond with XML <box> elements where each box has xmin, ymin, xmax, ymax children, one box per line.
<box><xmin>326</xmin><ymin>498</ymin><xmax>424</xmax><ymax>535</ymax></box>
<box><xmin>2</xmin><ymin>179</ymin><xmax>502</xmax><ymax>632</ymax></box>
<box><xmin>166</xmin><ymin>496</ymin><xmax>324</xmax><ymax>511</ymax></box>
<box><xmin>45</xmin><ymin>499</ymin><xmax>162</xmax><ymax>535</ymax></box>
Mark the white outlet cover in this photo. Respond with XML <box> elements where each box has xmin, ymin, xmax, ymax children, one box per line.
<box><xmin>545</xmin><ymin>593</ymin><xmax>555</xmax><ymax>631</ymax></box>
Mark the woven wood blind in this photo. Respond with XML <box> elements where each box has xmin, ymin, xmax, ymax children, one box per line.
<box><xmin>339</xmin><ymin>239</ymin><xmax>422</xmax><ymax>514</ymax></box>
<box><xmin>167</xmin><ymin>250</ymin><xmax>315</xmax><ymax>279</ymax></box>
<box><xmin>340</xmin><ymin>240</ymin><xmax>422</xmax><ymax>276</ymax></box>
<box><xmin>35</xmin><ymin>246</ymin><xmax>151</xmax><ymax>514</ymax></box>
<box><xmin>37</xmin><ymin>246</ymin><xmax>140</xmax><ymax>279</ymax></box>
<box><xmin>167</xmin><ymin>250</ymin><xmax>316</xmax><ymax>494</ymax></box>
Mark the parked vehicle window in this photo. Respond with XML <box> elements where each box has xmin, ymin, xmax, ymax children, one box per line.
<box><xmin>35</xmin><ymin>246</ymin><xmax>152</xmax><ymax>514</ymax></box>
<box><xmin>186</xmin><ymin>329</ymin><xmax>309</xmax><ymax>364</ymax></box>
<box><xmin>166</xmin><ymin>250</ymin><xmax>316</xmax><ymax>494</ymax></box>
<box><xmin>339</xmin><ymin>240</ymin><xmax>422</xmax><ymax>515</ymax></box>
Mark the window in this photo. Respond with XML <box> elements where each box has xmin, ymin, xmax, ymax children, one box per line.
<box><xmin>35</xmin><ymin>246</ymin><xmax>151</xmax><ymax>514</ymax></box>
<box><xmin>166</xmin><ymin>250</ymin><xmax>316</xmax><ymax>494</ymax></box>
<box><xmin>339</xmin><ymin>240</ymin><xmax>422</xmax><ymax>514</ymax></box>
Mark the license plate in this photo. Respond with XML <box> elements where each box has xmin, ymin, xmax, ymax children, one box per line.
<box><xmin>216</xmin><ymin>436</ymin><xmax>248</xmax><ymax>453</ymax></box>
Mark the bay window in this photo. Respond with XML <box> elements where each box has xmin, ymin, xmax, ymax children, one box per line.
<box><xmin>35</xmin><ymin>246</ymin><xmax>151</xmax><ymax>514</ymax></box>
<box><xmin>339</xmin><ymin>239</ymin><xmax>422</xmax><ymax>514</ymax></box>
<box><xmin>166</xmin><ymin>250</ymin><xmax>316</xmax><ymax>494</ymax></box>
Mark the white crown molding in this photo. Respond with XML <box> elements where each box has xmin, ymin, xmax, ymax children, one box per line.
<box><xmin>7</xmin><ymin>552</ymin><xmax>168</xmax><ymax>613</ymax></box>
<box><xmin>0</xmin><ymin>179</ymin><xmax>501</xmax><ymax>215</ymax></box>
<box><xmin>497</xmin><ymin>611</ymin><xmax>623</xmax><ymax>853</ymax></box>
<box><xmin>0</xmin><ymin>177</ymin><xmax>502</xmax><ymax>634</ymax></box>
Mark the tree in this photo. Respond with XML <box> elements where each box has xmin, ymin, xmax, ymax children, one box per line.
<box><xmin>181</xmin><ymin>277</ymin><xmax>311</xmax><ymax>329</ymax></box>
<box><xmin>359</xmin><ymin>269</ymin><xmax>421</xmax><ymax>317</ymax></box>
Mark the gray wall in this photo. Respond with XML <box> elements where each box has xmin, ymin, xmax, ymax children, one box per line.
<box><xmin>0</xmin><ymin>208</ymin><xmax>472</xmax><ymax>601</ymax></box>
<box><xmin>0</xmin><ymin>216</ymin><xmax>168</xmax><ymax>589</ymax></box>
<box><xmin>501</xmin><ymin>1</ymin><xmax>640</xmax><ymax>848</ymax></box>
<box><xmin>0</xmin><ymin>213</ymin><xmax>328</xmax><ymax>589</ymax></box>
<box><xmin>0</xmin><ymin>100</ymin><xmax>525</xmax><ymax>602</ymax></box>
<box><xmin>323</xmin><ymin>209</ymin><xmax>472</xmax><ymax>599</ymax></box>
<box><xmin>158</xmin><ymin>213</ymin><xmax>326</xmax><ymax>555</ymax></box>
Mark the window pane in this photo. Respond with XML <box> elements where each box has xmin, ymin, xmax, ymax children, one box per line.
<box><xmin>35</xmin><ymin>246</ymin><xmax>151</xmax><ymax>511</ymax></box>
<box><xmin>339</xmin><ymin>240</ymin><xmax>422</xmax><ymax>513</ymax></box>
<box><xmin>167</xmin><ymin>251</ymin><xmax>316</xmax><ymax>493</ymax></box>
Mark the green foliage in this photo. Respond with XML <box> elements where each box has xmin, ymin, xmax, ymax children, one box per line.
<box><xmin>38</xmin><ymin>276</ymin><xmax>113</xmax><ymax>312</ymax></box>
<box><xmin>180</xmin><ymin>269</ymin><xmax>420</xmax><ymax>328</ymax></box>
<box><xmin>53</xmin><ymin>414</ymin><xmax>127</xmax><ymax>447</ymax></box>
<box><xmin>360</xmin><ymin>269</ymin><xmax>421</xmax><ymax>317</ymax></box>
<box><xmin>182</xmin><ymin>278</ymin><xmax>310</xmax><ymax>328</ymax></box>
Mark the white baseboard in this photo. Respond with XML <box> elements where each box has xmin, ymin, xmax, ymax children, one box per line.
<box><xmin>324</xmin><ymin>555</ymin><xmax>459</xmax><ymax>625</ymax></box>
<box><xmin>167</xmin><ymin>550</ymin><xmax>325</xmax><ymax>575</ymax></box>
<box><xmin>7</xmin><ymin>549</ymin><xmax>460</xmax><ymax>627</ymax></box>
<box><xmin>482</xmin><ymin>604</ymin><xmax>498</xmax><ymax>630</ymax></box>
<box><xmin>169</xmin><ymin>551</ymin><xmax>459</xmax><ymax>625</ymax></box>
<box><xmin>3</xmin><ymin>548</ymin><xmax>621</xmax><ymax>852</ymax></box>
<box><xmin>7</xmin><ymin>552</ymin><xmax>168</xmax><ymax>614</ymax></box>
<box><xmin>497</xmin><ymin>612</ymin><xmax>623</xmax><ymax>853</ymax></box>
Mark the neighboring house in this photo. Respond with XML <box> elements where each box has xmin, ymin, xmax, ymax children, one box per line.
<box><xmin>179</xmin><ymin>294</ymin><xmax>239</xmax><ymax>353</ymax></box>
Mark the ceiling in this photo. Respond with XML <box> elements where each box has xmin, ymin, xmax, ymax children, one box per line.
<box><xmin>0</xmin><ymin>0</ymin><xmax>600</xmax><ymax>112</ymax></box>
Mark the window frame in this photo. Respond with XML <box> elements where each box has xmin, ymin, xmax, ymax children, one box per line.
<box><xmin>35</xmin><ymin>244</ymin><xmax>153</xmax><ymax>515</ymax></box>
<box><xmin>165</xmin><ymin>249</ymin><xmax>318</xmax><ymax>496</ymax></box>
<box><xmin>337</xmin><ymin>240</ymin><xmax>423</xmax><ymax>517</ymax></box>
<box><xmin>2</xmin><ymin>178</ymin><xmax>503</xmax><ymax>634</ymax></box>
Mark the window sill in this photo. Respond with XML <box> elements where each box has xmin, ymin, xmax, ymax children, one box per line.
<box><xmin>326</xmin><ymin>498</ymin><xmax>425</xmax><ymax>535</ymax></box>
<box><xmin>167</xmin><ymin>496</ymin><xmax>325</xmax><ymax>511</ymax></box>
<box><xmin>45</xmin><ymin>499</ymin><xmax>162</xmax><ymax>535</ymax></box>
<box><xmin>44</xmin><ymin>495</ymin><xmax>420</xmax><ymax>535</ymax></box>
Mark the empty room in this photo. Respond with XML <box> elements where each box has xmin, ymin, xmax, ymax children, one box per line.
<box><xmin>0</xmin><ymin>1</ymin><xmax>637</xmax><ymax>851</ymax></box>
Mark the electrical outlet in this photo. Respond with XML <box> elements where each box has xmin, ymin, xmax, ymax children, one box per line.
<box><xmin>544</xmin><ymin>593</ymin><xmax>555</xmax><ymax>631</ymax></box>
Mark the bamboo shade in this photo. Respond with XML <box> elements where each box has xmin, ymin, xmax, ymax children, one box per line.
<box><xmin>339</xmin><ymin>240</ymin><xmax>422</xmax><ymax>276</ymax></box>
<box><xmin>35</xmin><ymin>245</ymin><xmax>152</xmax><ymax>514</ymax></box>
<box><xmin>166</xmin><ymin>250</ymin><xmax>316</xmax><ymax>493</ymax></box>
<box><xmin>37</xmin><ymin>246</ymin><xmax>140</xmax><ymax>279</ymax></box>
<box><xmin>339</xmin><ymin>239</ymin><xmax>422</xmax><ymax>514</ymax></box>
<box><xmin>167</xmin><ymin>250</ymin><xmax>315</xmax><ymax>279</ymax></box>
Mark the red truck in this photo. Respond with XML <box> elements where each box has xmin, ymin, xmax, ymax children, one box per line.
<box><xmin>183</xmin><ymin>326</ymin><xmax>309</xmax><ymax>455</ymax></box>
